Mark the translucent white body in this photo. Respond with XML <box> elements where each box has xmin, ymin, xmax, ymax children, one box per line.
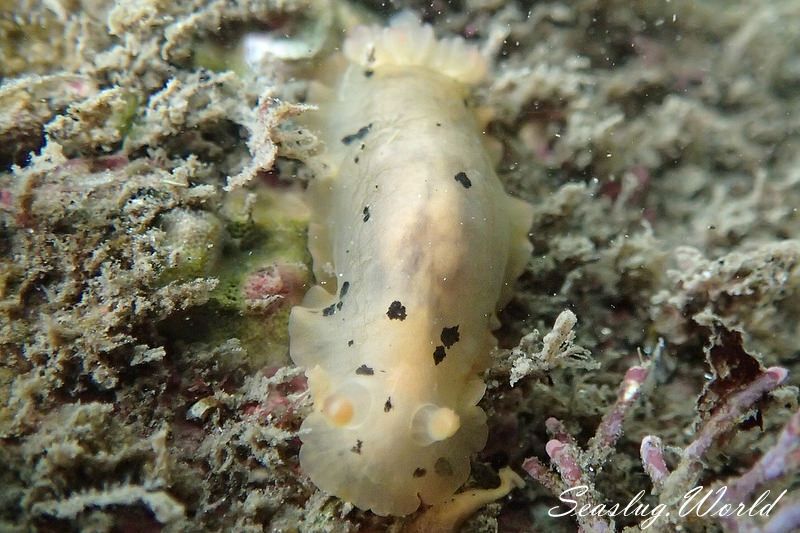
<box><xmin>289</xmin><ymin>15</ymin><xmax>534</xmax><ymax>516</ymax></box>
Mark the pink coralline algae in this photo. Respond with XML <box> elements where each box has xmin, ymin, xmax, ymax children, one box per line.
<box><xmin>242</xmin><ymin>262</ymin><xmax>307</xmax><ymax>311</ymax></box>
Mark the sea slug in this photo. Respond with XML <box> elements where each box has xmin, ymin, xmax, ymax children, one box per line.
<box><xmin>288</xmin><ymin>14</ymin><xmax>534</xmax><ymax>516</ymax></box>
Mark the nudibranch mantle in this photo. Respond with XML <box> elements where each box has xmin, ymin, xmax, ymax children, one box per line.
<box><xmin>289</xmin><ymin>13</ymin><xmax>534</xmax><ymax>516</ymax></box>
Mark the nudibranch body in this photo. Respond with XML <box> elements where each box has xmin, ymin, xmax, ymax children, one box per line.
<box><xmin>289</xmin><ymin>14</ymin><xmax>534</xmax><ymax>516</ymax></box>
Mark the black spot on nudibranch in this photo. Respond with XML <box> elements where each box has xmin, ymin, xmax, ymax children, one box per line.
<box><xmin>364</xmin><ymin>69</ymin><xmax>374</xmax><ymax>77</ymax></box>
<box><xmin>440</xmin><ymin>325</ymin><xmax>460</xmax><ymax>348</ymax></box>
<box><xmin>348</xmin><ymin>339</ymin><xmax>354</xmax><ymax>347</ymax></box>
<box><xmin>351</xmin><ymin>440</ymin><xmax>363</xmax><ymax>454</ymax></box>
<box><xmin>454</xmin><ymin>171</ymin><xmax>472</xmax><ymax>189</ymax></box>
<box><xmin>387</xmin><ymin>301</ymin><xmax>406</xmax><ymax>320</ymax></box>
<box><xmin>341</xmin><ymin>123</ymin><xmax>373</xmax><ymax>145</ymax></box>
<box><xmin>384</xmin><ymin>397</ymin><xmax>393</xmax><ymax>412</ymax></box>
<box><xmin>336</xmin><ymin>301</ymin><xmax>343</xmax><ymax>311</ymax></box>
<box><xmin>433</xmin><ymin>345</ymin><xmax>446</xmax><ymax>365</ymax></box>
<box><xmin>413</xmin><ymin>468</ymin><xmax>427</xmax><ymax>478</ymax></box>
<box><xmin>339</xmin><ymin>281</ymin><xmax>350</xmax><ymax>298</ymax></box>
<box><xmin>362</xmin><ymin>206</ymin><xmax>370</xmax><ymax>222</ymax></box>
<box><xmin>322</xmin><ymin>304</ymin><xmax>336</xmax><ymax>317</ymax></box>
<box><xmin>356</xmin><ymin>364</ymin><xmax>374</xmax><ymax>376</ymax></box>
<box><xmin>435</xmin><ymin>457</ymin><xmax>454</xmax><ymax>476</ymax></box>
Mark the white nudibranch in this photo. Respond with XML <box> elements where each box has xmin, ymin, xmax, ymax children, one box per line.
<box><xmin>288</xmin><ymin>13</ymin><xmax>534</xmax><ymax>517</ymax></box>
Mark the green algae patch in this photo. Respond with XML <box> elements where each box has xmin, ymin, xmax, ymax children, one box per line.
<box><xmin>193</xmin><ymin>40</ymin><xmax>247</xmax><ymax>75</ymax></box>
<box><xmin>213</xmin><ymin>183</ymin><xmax>310</xmax><ymax>309</ymax></box>
<box><xmin>157</xmin><ymin>182</ymin><xmax>310</xmax><ymax>369</ymax></box>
